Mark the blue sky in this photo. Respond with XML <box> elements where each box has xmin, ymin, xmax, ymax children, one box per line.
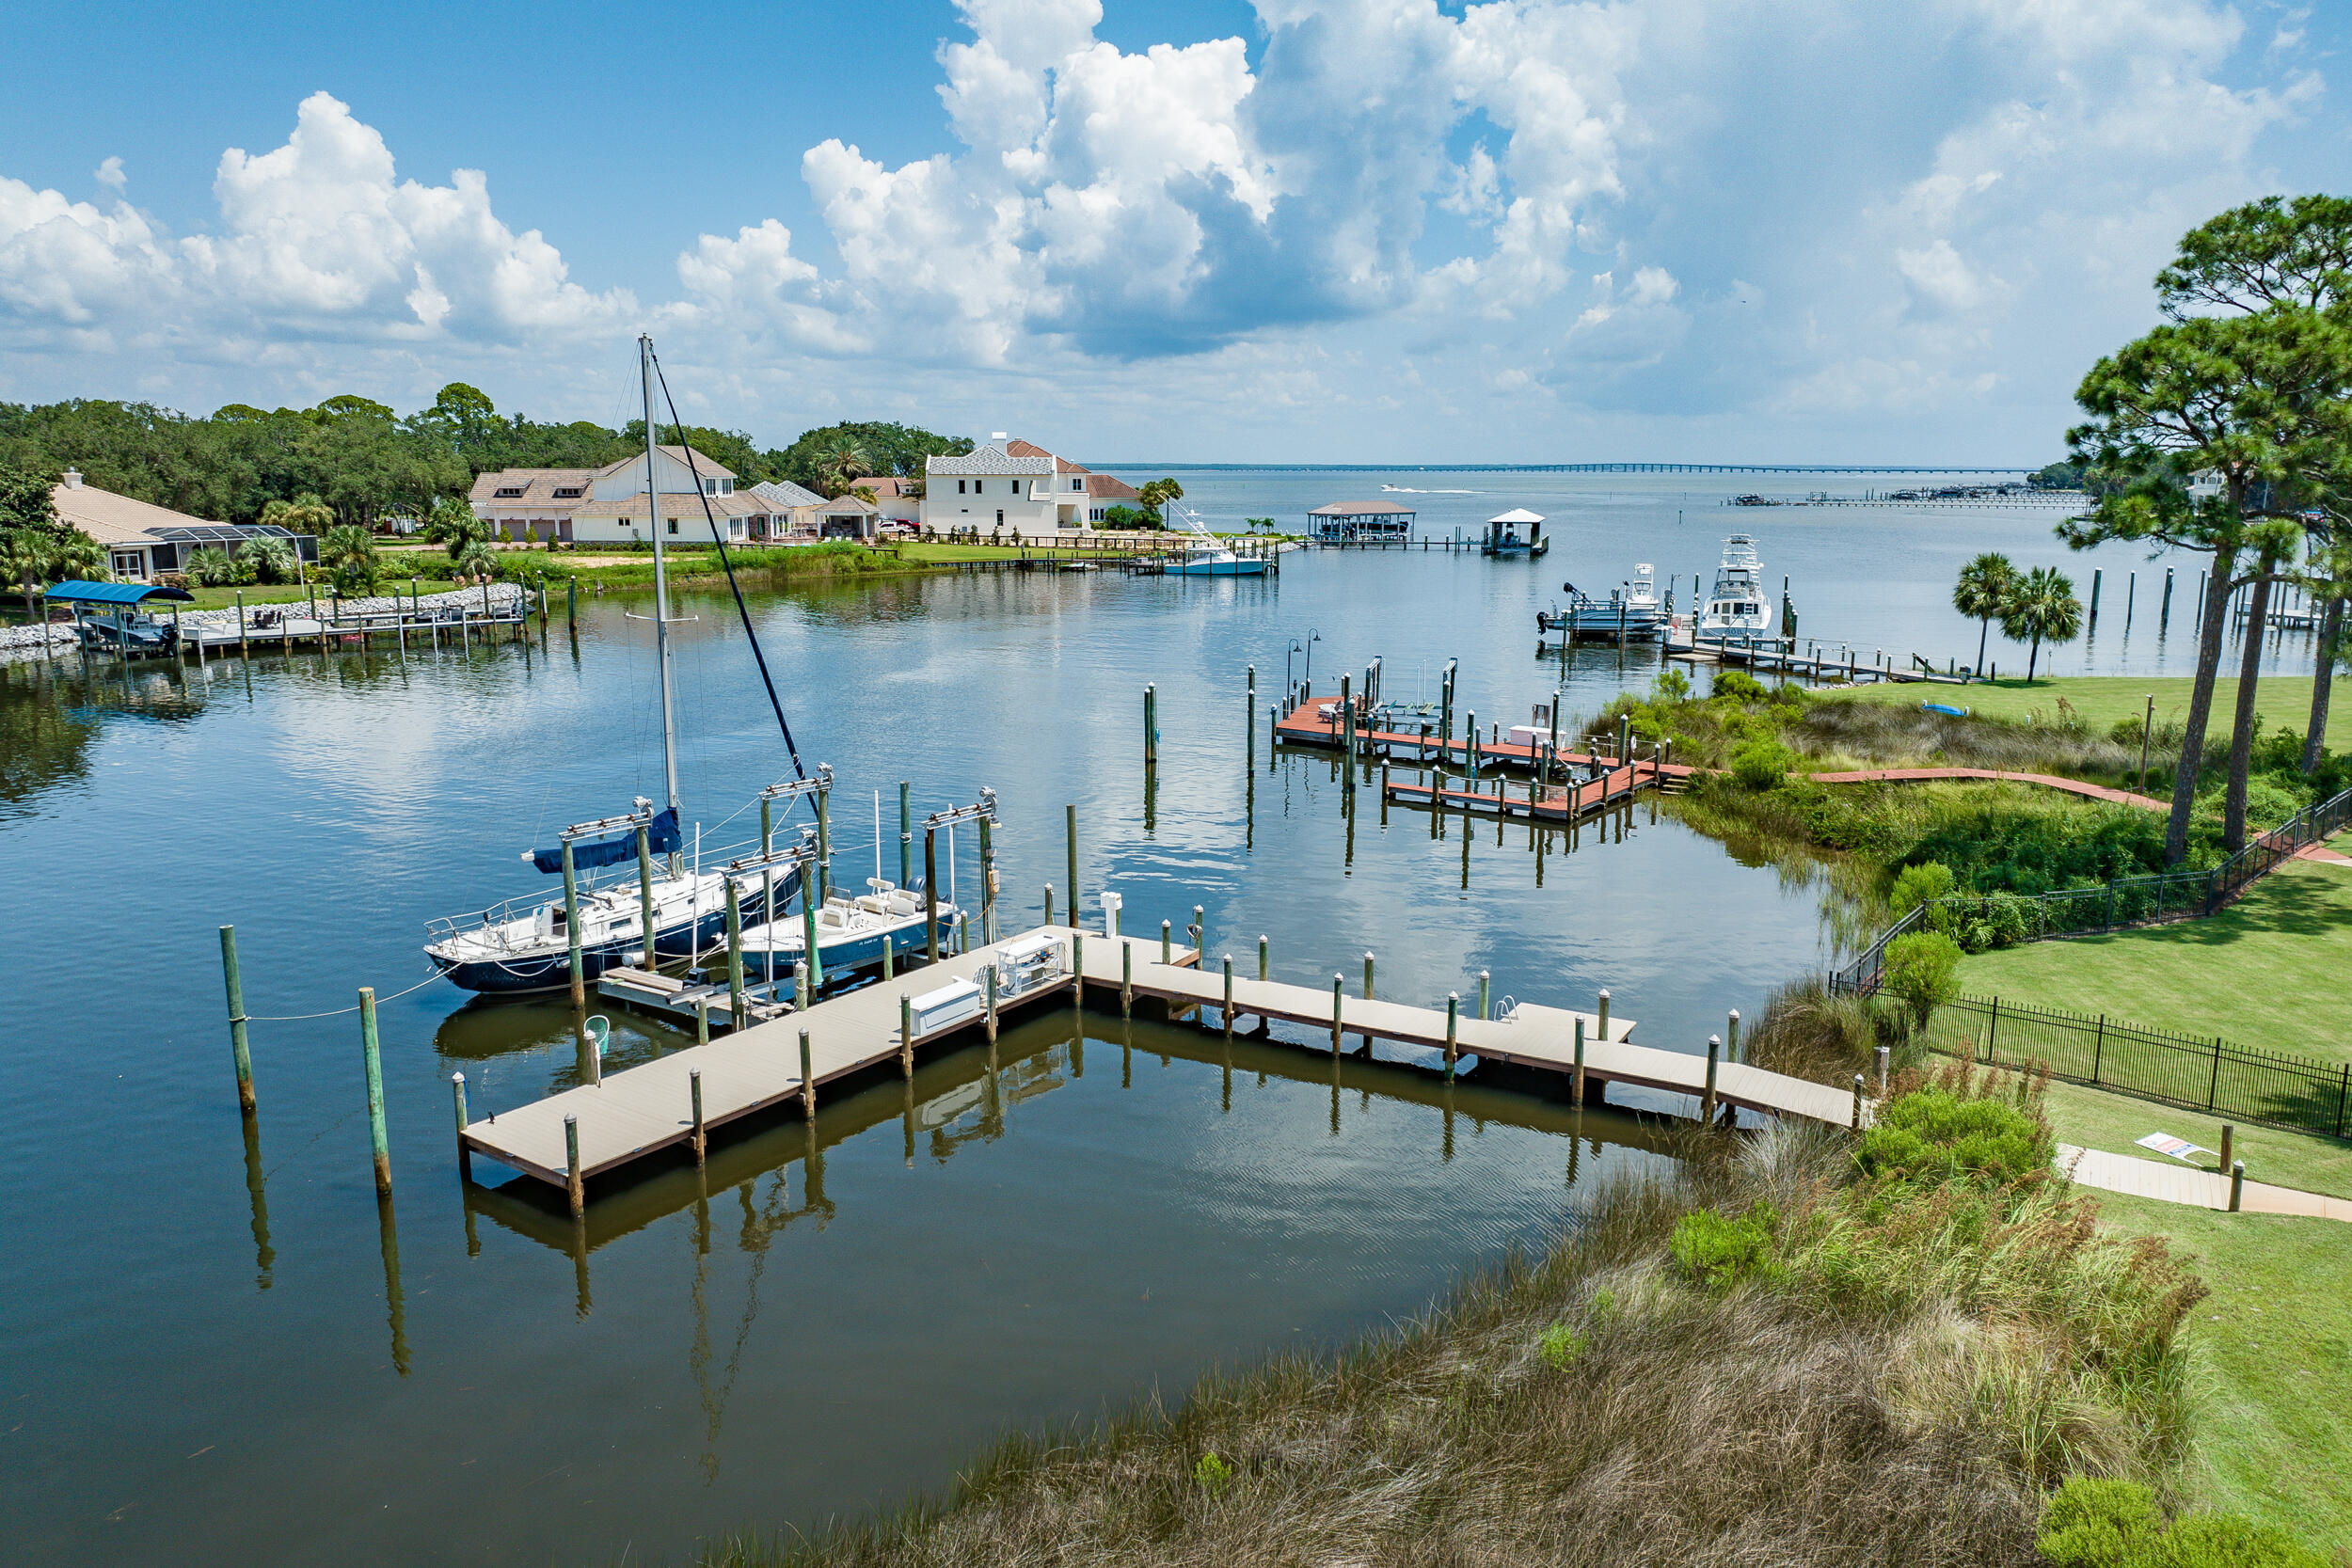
<box><xmin>1</xmin><ymin>0</ymin><xmax>2344</xmax><ymax>460</ymax></box>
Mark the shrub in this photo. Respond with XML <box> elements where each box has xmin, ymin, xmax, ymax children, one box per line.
<box><xmin>1935</xmin><ymin>891</ymin><xmax>2039</xmax><ymax>953</ymax></box>
<box><xmin>1711</xmin><ymin>669</ymin><xmax>1769</xmax><ymax>703</ymax></box>
<box><xmin>1730</xmin><ymin>737</ymin><xmax>1802</xmax><ymax>790</ymax></box>
<box><xmin>1537</xmin><ymin>1323</ymin><xmax>1586</xmax><ymax>1370</ymax></box>
<box><xmin>1882</xmin><ymin>931</ymin><xmax>1962</xmax><ymax>1031</ymax></box>
<box><xmin>1741</xmin><ymin>974</ymin><xmax>1913</xmax><ymax>1086</ymax></box>
<box><xmin>182</xmin><ymin>546</ymin><xmax>235</xmax><ymax>586</ymax></box>
<box><xmin>1890</xmin><ymin>860</ymin><xmax>1955</xmax><ymax>915</ymax></box>
<box><xmin>2037</xmin><ymin>1476</ymin><xmax>2325</xmax><ymax>1568</ymax></box>
<box><xmin>1670</xmin><ymin>1201</ymin><xmax>1781</xmax><ymax>1291</ymax></box>
<box><xmin>244</xmin><ymin>537</ymin><xmax>297</xmax><ymax>585</ymax></box>
<box><xmin>1858</xmin><ymin>1073</ymin><xmax>2051</xmax><ymax>1187</ymax></box>
<box><xmin>1191</xmin><ymin>1451</ymin><xmax>1233</xmax><ymax>1497</ymax></box>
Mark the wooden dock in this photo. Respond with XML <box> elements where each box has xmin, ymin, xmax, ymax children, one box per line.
<box><xmin>462</xmin><ymin>923</ymin><xmax>1864</xmax><ymax>1207</ymax></box>
<box><xmin>1667</xmin><ymin>633</ymin><xmax>1968</xmax><ymax>685</ymax></box>
<box><xmin>1384</xmin><ymin>764</ymin><xmax>1665</xmax><ymax>824</ymax></box>
<box><xmin>1274</xmin><ymin>696</ymin><xmax>1700</xmax><ymax>784</ymax></box>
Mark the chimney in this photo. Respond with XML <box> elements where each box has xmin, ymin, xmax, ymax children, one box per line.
<box><xmin>62</xmin><ymin>467</ymin><xmax>83</xmax><ymax>489</ymax></box>
<box><xmin>990</xmin><ymin>431</ymin><xmax>1009</xmax><ymax>443</ymax></box>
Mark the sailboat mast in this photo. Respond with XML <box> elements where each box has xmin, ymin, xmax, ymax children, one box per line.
<box><xmin>640</xmin><ymin>335</ymin><xmax>684</xmax><ymax>861</ymax></box>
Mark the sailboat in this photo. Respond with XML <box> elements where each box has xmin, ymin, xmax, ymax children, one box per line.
<box><xmin>423</xmin><ymin>337</ymin><xmax>790</xmax><ymax>994</ymax></box>
<box><xmin>736</xmin><ymin>790</ymin><xmax>961</xmax><ymax>983</ymax></box>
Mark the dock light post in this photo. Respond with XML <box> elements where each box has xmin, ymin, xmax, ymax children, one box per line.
<box><xmin>219</xmin><ymin>925</ymin><xmax>256</xmax><ymax>1114</ymax></box>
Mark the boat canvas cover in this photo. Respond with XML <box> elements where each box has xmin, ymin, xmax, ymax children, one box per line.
<box><xmin>532</xmin><ymin>808</ymin><xmax>681</xmax><ymax>874</ymax></box>
<box><xmin>41</xmin><ymin>579</ymin><xmax>195</xmax><ymax>605</ymax></box>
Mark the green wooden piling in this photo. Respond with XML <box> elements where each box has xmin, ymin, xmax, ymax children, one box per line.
<box><xmin>1330</xmin><ymin>974</ymin><xmax>1343</xmax><ymax>1053</ymax></box>
<box><xmin>725</xmin><ymin>880</ymin><xmax>745</xmax><ymax>1028</ymax></box>
<box><xmin>1477</xmin><ymin>971</ymin><xmax>1490</xmax><ymax>1022</ymax></box>
<box><xmin>1363</xmin><ymin>951</ymin><xmax>1375</xmax><ymax>1000</ymax></box>
<box><xmin>696</xmin><ymin>995</ymin><xmax>709</xmax><ymax>1046</ymax></box>
<box><xmin>219</xmin><ymin>926</ymin><xmax>256</xmax><ymax>1114</ymax></box>
<box><xmin>358</xmin><ymin>986</ymin><xmax>390</xmax><ymax>1196</ymax></box>
<box><xmin>1161</xmin><ymin>919</ymin><xmax>1172</xmax><ymax>965</ymax></box>
<box><xmin>924</xmin><ymin>826</ymin><xmax>940</xmax><ymax>963</ymax></box>
<box><xmin>564</xmin><ymin>1114</ymin><xmax>582</xmax><ymax>1216</ymax></box>
<box><xmin>882</xmin><ymin>932</ymin><xmax>893</xmax><ymax>980</ymax></box>
<box><xmin>1222</xmin><ymin>955</ymin><xmax>1234</xmax><ymax>1037</ymax></box>
<box><xmin>563</xmin><ymin>841</ymin><xmax>584</xmax><ymax>1008</ymax></box>
<box><xmin>899</xmin><ymin>994</ymin><xmax>914</xmax><ymax>1075</ymax></box>
<box><xmin>1572</xmin><ymin>1017</ymin><xmax>1586</xmax><ymax>1105</ymax></box>
<box><xmin>898</xmin><ymin>781</ymin><xmax>912</xmax><ymax>888</ymax></box>
<box><xmin>1121</xmin><ymin>942</ymin><xmax>1133</xmax><ymax>1016</ymax></box>
<box><xmin>799</xmin><ymin>1029</ymin><xmax>817</xmax><ymax>1118</ymax></box>
<box><xmin>1726</xmin><ymin>1008</ymin><xmax>1740</xmax><ymax>1063</ymax></box>
<box><xmin>1703</xmin><ymin>1034</ymin><xmax>1721</xmax><ymax>1122</ymax></box>
<box><xmin>1066</xmin><ymin>803</ymin><xmax>1078</xmax><ymax>922</ymax></box>
<box><xmin>1044</xmin><ymin>883</ymin><xmax>1056</xmax><ymax>927</ymax></box>
<box><xmin>636</xmin><ymin>825</ymin><xmax>658</xmax><ymax>973</ymax></box>
<box><xmin>690</xmin><ymin>1070</ymin><xmax>705</xmax><ymax>1164</ymax></box>
<box><xmin>815</xmin><ymin>777</ymin><xmax>832</xmax><ymax>902</ymax></box>
<box><xmin>451</xmin><ymin>1071</ymin><xmax>470</xmax><ymax>1182</ymax></box>
<box><xmin>1596</xmin><ymin>989</ymin><xmax>1611</xmax><ymax>1039</ymax></box>
<box><xmin>566</xmin><ymin>575</ymin><xmax>577</xmax><ymax>629</ymax></box>
<box><xmin>1259</xmin><ymin>934</ymin><xmax>1269</xmax><ymax>983</ymax></box>
<box><xmin>1445</xmin><ymin>992</ymin><xmax>1459</xmax><ymax>1078</ymax></box>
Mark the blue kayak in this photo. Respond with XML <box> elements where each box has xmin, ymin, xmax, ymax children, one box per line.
<box><xmin>1922</xmin><ymin>702</ymin><xmax>1970</xmax><ymax>718</ymax></box>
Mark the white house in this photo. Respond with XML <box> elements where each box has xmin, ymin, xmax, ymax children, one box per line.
<box><xmin>921</xmin><ymin>436</ymin><xmax>1138</xmax><ymax>533</ymax></box>
<box><xmin>748</xmin><ymin>480</ymin><xmax>884</xmax><ymax>542</ymax></box>
<box><xmin>471</xmin><ymin>446</ymin><xmax>781</xmax><ymax>545</ymax></box>
<box><xmin>48</xmin><ymin>468</ymin><xmax>318</xmax><ymax>580</ymax></box>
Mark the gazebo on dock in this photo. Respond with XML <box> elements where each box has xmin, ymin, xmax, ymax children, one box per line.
<box><xmin>1307</xmin><ymin>500</ymin><xmax>1416</xmax><ymax>544</ymax></box>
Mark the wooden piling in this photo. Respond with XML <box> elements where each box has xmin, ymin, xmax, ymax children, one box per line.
<box><xmin>1703</xmin><ymin>1034</ymin><xmax>1721</xmax><ymax>1121</ymax></box>
<box><xmin>1363</xmin><ymin>950</ymin><xmax>1375</xmax><ymax>1001</ymax></box>
<box><xmin>1144</xmin><ymin>683</ymin><xmax>1159</xmax><ymax>765</ymax></box>
<box><xmin>564</xmin><ymin>1114</ymin><xmax>583</xmax><ymax>1216</ymax></box>
<box><xmin>696</xmin><ymin>995</ymin><xmax>709</xmax><ymax>1046</ymax></box>
<box><xmin>985</xmin><ymin>963</ymin><xmax>999</xmax><ymax>1043</ymax></box>
<box><xmin>899</xmin><ymin>995</ymin><xmax>914</xmax><ymax>1075</ymax></box>
<box><xmin>2229</xmin><ymin>1160</ymin><xmax>2245</xmax><ymax>1212</ymax></box>
<box><xmin>1571</xmin><ymin>1017</ymin><xmax>1586</xmax><ymax>1105</ymax></box>
<box><xmin>815</xmin><ymin>777</ymin><xmax>832</xmax><ymax>902</ymax></box>
<box><xmin>358</xmin><ymin>986</ymin><xmax>391</xmax><ymax>1196</ymax></box>
<box><xmin>1597</xmin><ymin>989</ymin><xmax>1611</xmax><ymax>1039</ymax></box>
<box><xmin>882</xmin><ymin>932</ymin><xmax>893</xmax><ymax>980</ymax></box>
<box><xmin>451</xmin><ymin>1071</ymin><xmax>470</xmax><ymax>1182</ymax></box>
<box><xmin>925</xmin><ymin>826</ymin><xmax>940</xmax><ymax>963</ymax></box>
<box><xmin>1162</xmin><ymin>919</ymin><xmax>1172</xmax><ymax>964</ymax></box>
<box><xmin>1043</xmin><ymin>883</ymin><xmax>1055</xmax><ymax>928</ymax></box>
<box><xmin>1330</xmin><ymin>974</ymin><xmax>1343</xmax><ymax>1053</ymax></box>
<box><xmin>1478</xmin><ymin>971</ymin><xmax>1489</xmax><ymax>1022</ymax></box>
<box><xmin>691</xmin><ymin>1069</ymin><xmax>706</xmax><ymax>1163</ymax></box>
<box><xmin>1445</xmin><ymin>992</ymin><xmax>1459</xmax><ymax>1078</ymax></box>
<box><xmin>977</xmin><ymin>815</ymin><xmax>997</xmax><ymax>944</ymax></box>
<box><xmin>1222</xmin><ymin>955</ymin><xmax>1234</xmax><ymax>1037</ymax></box>
<box><xmin>725</xmin><ymin>880</ymin><xmax>745</xmax><ymax>1028</ymax></box>
<box><xmin>1121</xmin><ymin>941</ymin><xmax>1133</xmax><ymax>1016</ymax></box>
<box><xmin>1726</xmin><ymin>1008</ymin><xmax>1740</xmax><ymax>1063</ymax></box>
<box><xmin>563</xmin><ymin>841</ymin><xmax>585</xmax><ymax>1007</ymax></box>
<box><xmin>2218</xmin><ymin>1124</ymin><xmax>2234</xmax><ymax>1171</ymax></box>
<box><xmin>219</xmin><ymin>925</ymin><xmax>257</xmax><ymax>1114</ymax></box>
<box><xmin>799</xmin><ymin>1029</ymin><xmax>816</xmax><ymax>1117</ymax></box>
<box><xmin>636</xmin><ymin>825</ymin><xmax>658</xmax><ymax>973</ymax></box>
<box><xmin>1259</xmin><ymin>934</ymin><xmax>1269</xmax><ymax>983</ymax></box>
<box><xmin>1066</xmin><ymin>803</ymin><xmax>1079</xmax><ymax>922</ymax></box>
<box><xmin>1247</xmin><ymin>664</ymin><xmax>1256</xmax><ymax>767</ymax></box>
<box><xmin>899</xmin><ymin>781</ymin><xmax>913</xmax><ymax>887</ymax></box>
<box><xmin>236</xmin><ymin>591</ymin><xmax>248</xmax><ymax>656</ymax></box>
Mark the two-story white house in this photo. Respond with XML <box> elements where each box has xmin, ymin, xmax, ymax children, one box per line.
<box><xmin>920</xmin><ymin>436</ymin><xmax>1138</xmax><ymax>533</ymax></box>
<box><xmin>473</xmin><ymin>446</ymin><xmax>780</xmax><ymax>546</ymax></box>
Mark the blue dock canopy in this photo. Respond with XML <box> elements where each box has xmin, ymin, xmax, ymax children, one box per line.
<box><xmin>41</xmin><ymin>579</ymin><xmax>195</xmax><ymax>606</ymax></box>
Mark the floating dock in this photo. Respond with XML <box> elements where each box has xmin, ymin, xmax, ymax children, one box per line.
<box><xmin>1274</xmin><ymin>696</ymin><xmax>1700</xmax><ymax>784</ymax></box>
<box><xmin>461</xmin><ymin>923</ymin><xmax>1864</xmax><ymax>1209</ymax></box>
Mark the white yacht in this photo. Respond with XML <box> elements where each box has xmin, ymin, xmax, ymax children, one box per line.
<box><xmin>1697</xmin><ymin>535</ymin><xmax>1773</xmax><ymax>637</ymax></box>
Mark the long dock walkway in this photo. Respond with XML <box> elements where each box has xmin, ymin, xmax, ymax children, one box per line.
<box><xmin>1668</xmin><ymin>634</ymin><xmax>1968</xmax><ymax>685</ymax></box>
<box><xmin>1804</xmin><ymin>768</ymin><xmax>2166</xmax><ymax>811</ymax></box>
<box><xmin>463</xmin><ymin>924</ymin><xmax>1862</xmax><ymax>1204</ymax></box>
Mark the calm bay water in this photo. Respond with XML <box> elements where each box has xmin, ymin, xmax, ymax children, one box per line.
<box><xmin>0</xmin><ymin>471</ymin><xmax>2324</xmax><ymax>1564</ymax></box>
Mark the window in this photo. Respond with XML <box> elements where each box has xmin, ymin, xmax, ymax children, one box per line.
<box><xmin>667</xmin><ymin>517</ymin><xmax>679</xmax><ymax>535</ymax></box>
<box><xmin>1072</xmin><ymin>477</ymin><xmax>1084</xmax><ymax>490</ymax></box>
<box><xmin>995</xmin><ymin>509</ymin><xmax>1004</xmax><ymax>525</ymax></box>
<box><xmin>703</xmin><ymin>479</ymin><xmax>717</xmax><ymax>495</ymax></box>
<box><xmin>552</xmin><ymin>486</ymin><xmax>582</xmax><ymax>499</ymax></box>
<box><xmin>958</xmin><ymin>480</ymin><xmax>967</xmax><ymax>494</ymax></box>
<box><xmin>494</xmin><ymin>486</ymin><xmax>524</xmax><ymax>499</ymax></box>
<box><xmin>720</xmin><ymin>479</ymin><xmax>733</xmax><ymax>496</ymax></box>
<box><xmin>974</xmin><ymin>480</ymin><xmax>984</xmax><ymax>495</ymax></box>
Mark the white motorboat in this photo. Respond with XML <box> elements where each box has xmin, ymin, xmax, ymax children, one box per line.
<box><xmin>1697</xmin><ymin>535</ymin><xmax>1773</xmax><ymax>637</ymax></box>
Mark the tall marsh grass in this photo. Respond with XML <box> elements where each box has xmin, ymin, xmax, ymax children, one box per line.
<box><xmin>692</xmin><ymin>1072</ymin><xmax>2205</xmax><ymax>1568</ymax></box>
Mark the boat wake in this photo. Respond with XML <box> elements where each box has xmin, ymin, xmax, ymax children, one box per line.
<box><xmin>1380</xmin><ymin>484</ymin><xmax>1483</xmax><ymax>494</ymax></box>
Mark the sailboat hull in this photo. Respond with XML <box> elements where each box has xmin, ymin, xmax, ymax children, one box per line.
<box><xmin>739</xmin><ymin>902</ymin><xmax>961</xmax><ymax>981</ymax></box>
<box><xmin>429</xmin><ymin>895</ymin><xmax>774</xmax><ymax>995</ymax></box>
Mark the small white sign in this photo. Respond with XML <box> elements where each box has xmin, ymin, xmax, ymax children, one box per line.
<box><xmin>2135</xmin><ymin>1132</ymin><xmax>2214</xmax><ymax>1164</ymax></box>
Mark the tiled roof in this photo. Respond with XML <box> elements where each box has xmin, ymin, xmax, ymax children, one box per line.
<box><xmin>469</xmin><ymin>467</ymin><xmax>599</xmax><ymax>504</ymax></box>
<box><xmin>751</xmin><ymin>480</ymin><xmax>830</xmax><ymax>510</ymax></box>
<box><xmin>1085</xmin><ymin>473</ymin><xmax>1139</xmax><ymax>499</ymax></box>
<box><xmin>927</xmin><ymin>440</ymin><xmax>1056</xmax><ymax>477</ymax></box>
<box><xmin>590</xmin><ymin>445</ymin><xmax>737</xmax><ymax>482</ymax></box>
<box><xmin>49</xmin><ymin>480</ymin><xmax>220</xmax><ymax>544</ymax></box>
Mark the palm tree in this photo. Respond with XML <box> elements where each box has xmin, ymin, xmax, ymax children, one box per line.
<box><xmin>318</xmin><ymin>524</ymin><xmax>382</xmax><ymax>596</ymax></box>
<box><xmin>818</xmin><ymin>440</ymin><xmax>871</xmax><ymax>499</ymax></box>
<box><xmin>421</xmin><ymin>496</ymin><xmax>495</xmax><ymax>564</ymax></box>
<box><xmin>1952</xmin><ymin>552</ymin><xmax>2019</xmax><ymax>675</ymax></box>
<box><xmin>1998</xmin><ymin>565</ymin><xmax>2084</xmax><ymax>682</ymax></box>
<box><xmin>2</xmin><ymin>529</ymin><xmax>55</xmax><ymax>620</ymax></box>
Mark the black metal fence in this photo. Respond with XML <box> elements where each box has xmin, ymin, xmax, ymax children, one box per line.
<box><xmin>1834</xmin><ymin>784</ymin><xmax>2352</xmax><ymax>992</ymax></box>
<box><xmin>1927</xmin><ymin>994</ymin><xmax>2352</xmax><ymax>1137</ymax></box>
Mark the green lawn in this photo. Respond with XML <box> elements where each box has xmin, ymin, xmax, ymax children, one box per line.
<box><xmin>2089</xmin><ymin>1190</ymin><xmax>2352</xmax><ymax>1551</ymax></box>
<box><xmin>1832</xmin><ymin>673</ymin><xmax>2352</xmax><ymax>752</ymax></box>
<box><xmin>1957</xmin><ymin>855</ymin><xmax>2352</xmax><ymax>1062</ymax></box>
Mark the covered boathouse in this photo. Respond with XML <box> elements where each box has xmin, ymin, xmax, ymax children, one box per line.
<box><xmin>1307</xmin><ymin>500</ymin><xmax>1416</xmax><ymax>543</ymax></box>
